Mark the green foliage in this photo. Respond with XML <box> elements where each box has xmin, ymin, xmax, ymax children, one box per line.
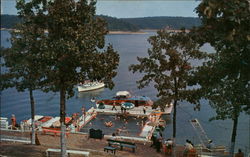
<box><xmin>130</xmin><ymin>29</ymin><xmax>204</xmax><ymax>103</ymax></box>
<box><xmin>194</xmin><ymin>0</ymin><xmax>250</xmax><ymax>80</ymax></box>
<box><xmin>193</xmin><ymin>0</ymin><xmax>250</xmax><ymax>119</ymax></box>
<box><xmin>1</xmin><ymin>0</ymin><xmax>47</xmax><ymax>92</ymax></box>
<box><xmin>129</xmin><ymin>29</ymin><xmax>204</xmax><ymax>138</ymax></box>
<box><xmin>1</xmin><ymin>14</ymin><xmax>201</xmax><ymax>31</ymax></box>
<box><xmin>2</xmin><ymin>0</ymin><xmax>120</xmax><ymax>153</ymax></box>
<box><xmin>42</xmin><ymin>0</ymin><xmax>120</xmax><ymax>97</ymax></box>
<box><xmin>193</xmin><ymin>0</ymin><xmax>250</xmax><ymax>154</ymax></box>
<box><xmin>0</xmin><ymin>0</ymin><xmax>49</xmax><ymax>145</ymax></box>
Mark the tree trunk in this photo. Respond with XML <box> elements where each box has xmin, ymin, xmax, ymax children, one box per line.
<box><xmin>230</xmin><ymin>114</ymin><xmax>239</xmax><ymax>156</ymax></box>
<box><xmin>173</xmin><ymin>100</ymin><xmax>177</xmax><ymax>138</ymax></box>
<box><xmin>29</xmin><ymin>89</ymin><xmax>35</xmax><ymax>145</ymax></box>
<box><xmin>60</xmin><ymin>88</ymin><xmax>67</xmax><ymax>157</ymax></box>
<box><xmin>173</xmin><ymin>77</ymin><xmax>178</xmax><ymax>139</ymax></box>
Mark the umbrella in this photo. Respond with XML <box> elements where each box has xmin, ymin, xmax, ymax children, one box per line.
<box><xmin>121</xmin><ymin>102</ymin><xmax>135</xmax><ymax>109</ymax></box>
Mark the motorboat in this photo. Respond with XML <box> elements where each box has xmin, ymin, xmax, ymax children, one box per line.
<box><xmin>77</xmin><ymin>81</ymin><xmax>105</xmax><ymax>92</ymax></box>
<box><xmin>96</xmin><ymin>91</ymin><xmax>153</xmax><ymax>109</ymax></box>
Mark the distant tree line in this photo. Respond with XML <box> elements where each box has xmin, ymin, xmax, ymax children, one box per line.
<box><xmin>122</xmin><ymin>16</ymin><xmax>201</xmax><ymax>30</ymax></box>
<box><xmin>1</xmin><ymin>15</ymin><xmax>23</xmax><ymax>29</ymax></box>
<box><xmin>99</xmin><ymin>15</ymin><xmax>140</xmax><ymax>31</ymax></box>
<box><xmin>1</xmin><ymin>14</ymin><xmax>201</xmax><ymax>31</ymax></box>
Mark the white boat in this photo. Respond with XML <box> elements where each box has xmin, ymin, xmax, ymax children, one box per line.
<box><xmin>77</xmin><ymin>81</ymin><xmax>105</xmax><ymax>92</ymax></box>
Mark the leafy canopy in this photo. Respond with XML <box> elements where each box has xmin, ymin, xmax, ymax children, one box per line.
<box><xmin>193</xmin><ymin>0</ymin><xmax>250</xmax><ymax>117</ymax></box>
<box><xmin>42</xmin><ymin>0</ymin><xmax>119</xmax><ymax>97</ymax></box>
<box><xmin>1</xmin><ymin>0</ymin><xmax>47</xmax><ymax>91</ymax></box>
<box><xmin>130</xmin><ymin>29</ymin><xmax>205</xmax><ymax>107</ymax></box>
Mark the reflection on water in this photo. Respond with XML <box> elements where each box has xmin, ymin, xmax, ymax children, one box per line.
<box><xmin>77</xmin><ymin>88</ymin><xmax>105</xmax><ymax>99</ymax></box>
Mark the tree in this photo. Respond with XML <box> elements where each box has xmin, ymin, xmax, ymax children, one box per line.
<box><xmin>193</xmin><ymin>0</ymin><xmax>250</xmax><ymax>155</ymax></box>
<box><xmin>129</xmin><ymin>29</ymin><xmax>204</xmax><ymax>141</ymax></box>
<box><xmin>0</xmin><ymin>0</ymin><xmax>47</xmax><ymax>145</ymax></box>
<box><xmin>41</xmin><ymin>0</ymin><xmax>119</xmax><ymax>156</ymax></box>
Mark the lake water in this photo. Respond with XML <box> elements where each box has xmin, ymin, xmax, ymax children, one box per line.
<box><xmin>1</xmin><ymin>30</ymin><xmax>249</xmax><ymax>153</ymax></box>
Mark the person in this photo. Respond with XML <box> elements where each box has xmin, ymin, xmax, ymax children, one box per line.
<box><xmin>81</xmin><ymin>106</ymin><xmax>85</xmax><ymax>114</ymax></box>
<box><xmin>11</xmin><ymin>114</ymin><xmax>16</xmax><ymax>129</ymax></box>
<box><xmin>112</xmin><ymin>103</ymin><xmax>117</xmax><ymax>111</ymax></box>
<box><xmin>91</xmin><ymin>97</ymin><xmax>96</xmax><ymax>102</ymax></box>
<box><xmin>105</xmin><ymin>121</ymin><xmax>113</xmax><ymax>127</ymax></box>
<box><xmin>165</xmin><ymin>139</ymin><xmax>173</xmax><ymax>155</ymax></box>
<box><xmin>123</xmin><ymin>107</ymin><xmax>127</xmax><ymax>113</ymax></box>
<box><xmin>110</xmin><ymin>133</ymin><xmax>116</xmax><ymax>140</ymax></box>
<box><xmin>81</xmin><ymin>106</ymin><xmax>86</xmax><ymax>122</ymax></box>
<box><xmin>235</xmin><ymin>149</ymin><xmax>244</xmax><ymax>157</ymax></box>
<box><xmin>183</xmin><ymin>139</ymin><xmax>193</xmax><ymax>157</ymax></box>
<box><xmin>206</xmin><ymin>140</ymin><xmax>214</xmax><ymax>149</ymax></box>
<box><xmin>151</xmin><ymin>131</ymin><xmax>163</xmax><ymax>153</ymax></box>
<box><xmin>143</xmin><ymin>106</ymin><xmax>146</xmax><ymax>114</ymax></box>
<box><xmin>155</xmin><ymin>131</ymin><xmax>163</xmax><ymax>153</ymax></box>
<box><xmin>72</xmin><ymin>113</ymin><xmax>77</xmax><ymax>128</ymax></box>
<box><xmin>116</xmin><ymin>128</ymin><xmax>121</xmax><ymax>135</ymax></box>
<box><xmin>121</xmin><ymin>106</ymin><xmax>124</xmax><ymax>113</ymax></box>
<box><xmin>35</xmin><ymin>132</ymin><xmax>40</xmax><ymax>145</ymax></box>
<box><xmin>141</xmin><ymin>120</ymin><xmax>144</xmax><ymax>127</ymax></box>
<box><xmin>150</xmin><ymin>134</ymin><xmax>156</xmax><ymax>148</ymax></box>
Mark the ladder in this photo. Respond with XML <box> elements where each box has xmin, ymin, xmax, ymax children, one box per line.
<box><xmin>190</xmin><ymin>118</ymin><xmax>210</xmax><ymax>148</ymax></box>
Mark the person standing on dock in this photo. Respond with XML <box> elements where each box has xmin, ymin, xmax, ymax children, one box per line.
<box><xmin>81</xmin><ymin>106</ymin><xmax>86</xmax><ymax>123</ymax></box>
<box><xmin>143</xmin><ymin>106</ymin><xmax>146</xmax><ymax>114</ymax></box>
<box><xmin>155</xmin><ymin>131</ymin><xmax>163</xmax><ymax>153</ymax></box>
<box><xmin>121</xmin><ymin>106</ymin><xmax>124</xmax><ymax>113</ymax></box>
<box><xmin>11</xmin><ymin>114</ymin><xmax>16</xmax><ymax>129</ymax></box>
<box><xmin>206</xmin><ymin>140</ymin><xmax>214</xmax><ymax>149</ymax></box>
<box><xmin>112</xmin><ymin>102</ymin><xmax>117</xmax><ymax>111</ymax></box>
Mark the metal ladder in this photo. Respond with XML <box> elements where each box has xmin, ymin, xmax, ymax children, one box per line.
<box><xmin>190</xmin><ymin>118</ymin><xmax>210</xmax><ymax>148</ymax></box>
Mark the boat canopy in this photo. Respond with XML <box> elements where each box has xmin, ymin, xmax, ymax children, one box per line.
<box><xmin>116</xmin><ymin>91</ymin><xmax>131</xmax><ymax>97</ymax></box>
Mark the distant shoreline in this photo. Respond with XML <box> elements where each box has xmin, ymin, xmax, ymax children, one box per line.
<box><xmin>1</xmin><ymin>28</ymin><xmax>188</xmax><ymax>34</ymax></box>
<box><xmin>1</xmin><ymin>28</ymin><xmax>15</xmax><ymax>31</ymax></box>
<box><xmin>108</xmin><ymin>31</ymin><xmax>148</xmax><ymax>34</ymax></box>
<box><xmin>1</xmin><ymin>28</ymin><xmax>148</xmax><ymax>35</ymax></box>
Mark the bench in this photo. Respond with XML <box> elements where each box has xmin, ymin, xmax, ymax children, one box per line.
<box><xmin>42</xmin><ymin>129</ymin><xmax>69</xmax><ymax>137</ymax></box>
<box><xmin>46</xmin><ymin>148</ymin><xmax>89</xmax><ymax>157</ymax></box>
<box><xmin>107</xmin><ymin>139</ymin><xmax>136</xmax><ymax>153</ymax></box>
<box><xmin>104</xmin><ymin>146</ymin><xmax>117</xmax><ymax>154</ymax></box>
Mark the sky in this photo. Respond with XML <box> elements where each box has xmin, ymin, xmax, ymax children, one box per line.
<box><xmin>1</xmin><ymin>0</ymin><xmax>200</xmax><ymax>18</ymax></box>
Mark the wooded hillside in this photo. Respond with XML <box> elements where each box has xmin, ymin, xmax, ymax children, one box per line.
<box><xmin>1</xmin><ymin>14</ymin><xmax>201</xmax><ymax>31</ymax></box>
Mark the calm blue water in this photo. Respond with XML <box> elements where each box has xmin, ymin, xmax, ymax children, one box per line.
<box><xmin>1</xmin><ymin>30</ymin><xmax>249</xmax><ymax>153</ymax></box>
